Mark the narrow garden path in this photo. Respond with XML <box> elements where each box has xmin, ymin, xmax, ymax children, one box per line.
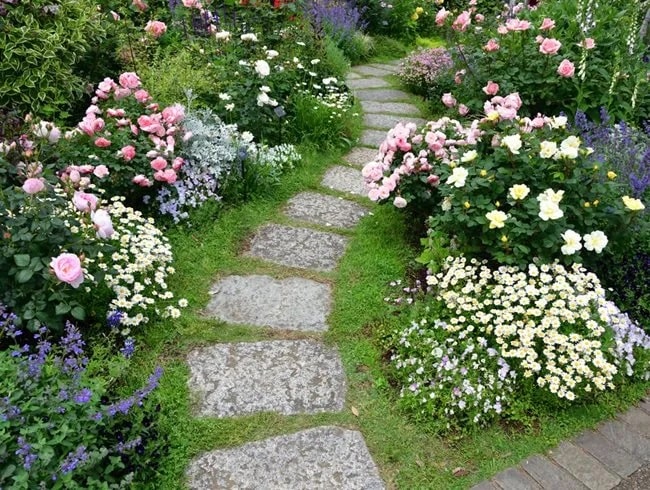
<box><xmin>183</xmin><ymin>60</ymin><xmax>423</xmax><ymax>489</ymax></box>
<box><xmin>183</xmin><ymin>59</ymin><xmax>650</xmax><ymax>490</ymax></box>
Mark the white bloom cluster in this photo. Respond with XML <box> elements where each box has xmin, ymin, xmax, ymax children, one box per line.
<box><xmin>97</xmin><ymin>198</ymin><xmax>186</xmax><ymax>329</ymax></box>
<box><xmin>425</xmin><ymin>256</ymin><xmax>648</xmax><ymax>402</ymax></box>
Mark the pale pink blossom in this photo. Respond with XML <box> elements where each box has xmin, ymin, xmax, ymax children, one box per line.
<box><xmin>132</xmin><ymin>175</ymin><xmax>152</xmax><ymax>187</ymax></box>
<box><xmin>172</xmin><ymin>157</ymin><xmax>184</xmax><ymax>171</ymax></box>
<box><xmin>182</xmin><ymin>0</ymin><xmax>202</xmax><ymax>7</ymax></box>
<box><xmin>505</xmin><ymin>18</ymin><xmax>531</xmax><ymax>31</ymax></box>
<box><xmin>150</xmin><ymin>157</ymin><xmax>168</xmax><ymax>171</ymax></box>
<box><xmin>50</xmin><ymin>253</ymin><xmax>84</xmax><ymax>288</ymax></box>
<box><xmin>118</xmin><ymin>72</ymin><xmax>141</xmax><ymax>89</ymax></box>
<box><xmin>393</xmin><ymin>196</ymin><xmax>407</xmax><ymax>208</ymax></box>
<box><xmin>162</xmin><ymin>104</ymin><xmax>185</xmax><ymax>125</ymax></box>
<box><xmin>91</xmin><ymin>209</ymin><xmax>114</xmax><ymax>239</ymax></box>
<box><xmin>93</xmin><ymin>165</ymin><xmax>109</xmax><ymax>178</ymax></box>
<box><xmin>557</xmin><ymin>59</ymin><xmax>575</xmax><ymax>78</ymax></box>
<box><xmin>98</xmin><ymin>78</ymin><xmax>116</xmax><ymax>93</ymax></box>
<box><xmin>106</xmin><ymin>108</ymin><xmax>126</xmax><ymax>118</ymax></box>
<box><xmin>137</xmin><ymin>114</ymin><xmax>165</xmax><ymax>136</ymax></box>
<box><xmin>435</xmin><ymin>8</ymin><xmax>449</xmax><ymax>26</ymax></box>
<box><xmin>94</xmin><ymin>137</ymin><xmax>111</xmax><ymax>148</ymax></box>
<box><xmin>441</xmin><ymin>93</ymin><xmax>457</xmax><ymax>108</ymax></box>
<box><xmin>111</xmin><ymin>11</ymin><xmax>120</xmax><ymax>21</ymax></box>
<box><xmin>484</xmin><ymin>39</ymin><xmax>500</xmax><ymax>52</ymax></box>
<box><xmin>22</xmin><ymin>178</ymin><xmax>45</xmax><ymax>194</ymax></box>
<box><xmin>120</xmin><ymin>145</ymin><xmax>136</xmax><ymax>161</ymax></box>
<box><xmin>580</xmin><ymin>38</ymin><xmax>596</xmax><ymax>49</ymax></box>
<box><xmin>458</xmin><ymin>104</ymin><xmax>469</xmax><ymax>116</ymax></box>
<box><xmin>452</xmin><ymin>11</ymin><xmax>471</xmax><ymax>31</ymax></box>
<box><xmin>145</xmin><ymin>20</ymin><xmax>167</xmax><ymax>38</ymax></box>
<box><xmin>114</xmin><ymin>88</ymin><xmax>131</xmax><ymax>100</ymax></box>
<box><xmin>483</xmin><ymin>81</ymin><xmax>499</xmax><ymax>96</ymax></box>
<box><xmin>72</xmin><ymin>191</ymin><xmax>98</xmax><ymax>212</ymax></box>
<box><xmin>539</xmin><ymin>38</ymin><xmax>562</xmax><ymax>55</ymax></box>
<box><xmin>539</xmin><ymin>17</ymin><xmax>555</xmax><ymax>30</ymax></box>
<box><xmin>497</xmin><ymin>25</ymin><xmax>508</xmax><ymax>35</ymax></box>
<box><xmin>475</xmin><ymin>13</ymin><xmax>484</xmax><ymax>23</ymax></box>
<box><xmin>132</xmin><ymin>0</ymin><xmax>147</xmax><ymax>12</ymax></box>
<box><xmin>134</xmin><ymin>89</ymin><xmax>151</xmax><ymax>103</ymax></box>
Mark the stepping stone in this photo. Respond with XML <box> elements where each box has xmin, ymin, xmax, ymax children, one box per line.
<box><xmin>369</xmin><ymin>62</ymin><xmax>400</xmax><ymax>72</ymax></box>
<box><xmin>344</xmin><ymin>147</ymin><xmax>380</xmax><ymax>167</ymax></box>
<box><xmin>245</xmin><ymin>224</ymin><xmax>348</xmax><ymax>272</ymax></box>
<box><xmin>364</xmin><ymin>113</ymin><xmax>427</xmax><ymax>130</ymax></box>
<box><xmin>285</xmin><ymin>192</ymin><xmax>367</xmax><ymax>229</ymax></box>
<box><xmin>361</xmin><ymin>100</ymin><xmax>422</xmax><ymax>115</ymax></box>
<box><xmin>522</xmin><ymin>455</ymin><xmax>586</xmax><ymax>490</ymax></box>
<box><xmin>470</xmin><ymin>482</ymin><xmax>500</xmax><ymax>490</ymax></box>
<box><xmin>187</xmin><ymin>340</ymin><xmax>346</xmax><ymax>417</ymax></box>
<box><xmin>618</xmin><ymin>407</ymin><xmax>650</xmax><ymax>439</ymax></box>
<box><xmin>347</xmin><ymin>78</ymin><xmax>391</xmax><ymax>90</ymax></box>
<box><xmin>598</xmin><ymin>419</ymin><xmax>650</xmax><ymax>462</ymax></box>
<box><xmin>352</xmin><ymin>65</ymin><xmax>394</xmax><ymax>77</ymax></box>
<box><xmin>361</xmin><ymin>129</ymin><xmax>388</xmax><ymax>148</ymax></box>
<box><xmin>354</xmin><ymin>88</ymin><xmax>411</xmax><ymax>102</ymax></box>
<box><xmin>548</xmin><ymin>441</ymin><xmax>620</xmax><ymax>490</ymax></box>
<box><xmin>205</xmin><ymin>275</ymin><xmax>331</xmax><ymax>332</ymax></box>
<box><xmin>573</xmin><ymin>430</ymin><xmax>642</xmax><ymax>478</ymax></box>
<box><xmin>186</xmin><ymin>426</ymin><xmax>385</xmax><ymax>489</ymax></box>
<box><xmin>492</xmin><ymin>467</ymin><xmax>542</xmax><ymax>489</ymax></box>
<box><xmin>346</xmin><ymin>72</ymin><xmax>362</xmax><ymax>80</ymax></box>
<box><xmin>321</xmin><ymin>165</ymin><xmax>367</xmax><ymax>196</ymax></box>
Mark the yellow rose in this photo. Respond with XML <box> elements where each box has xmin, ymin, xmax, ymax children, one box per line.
<box><xmin>584</xmin><ymin>202</ymin><xmax>591</xmax><ymax>208</ymax></box>
<box><xmin>415</xmin><ymin>7</ymin><xmax>424</xmax><ymax>14</ymax></box>
<box><xmin>501</xmin><ymin>235</ymin><xmax>508</xmax><ymax>243</ymax></box>
<box><xmin>480</xmin><ymin>169</ymin><xmax>487</xmax><ymax>177</ymax></box>
<box><xmin>622</xmin><ymin>195</ymin><xmax>645</xmax><ymax>211</ymax></box>
<box><xmin>607</xmin><ymin>171</ymin><xmax>617</xmax><ymax>180</ymax></box>
<box><xmin>592</xmin><ymin>200</ymin><xmax>599</xmax><ymax>206</ymax></box>
<box><xmin>463</xmin><ymin>201</ymin><xmax>471</xmax><ymax>209</ymax></box>
<box><xmin>411</xmin><ymin>12</ymin><xmax>419</xmax><ymax>21</ymax></box>
<box><xmin>509</xmin><ymin>184</ymin><xmax>531</xmax><ymax>201</ymax></box>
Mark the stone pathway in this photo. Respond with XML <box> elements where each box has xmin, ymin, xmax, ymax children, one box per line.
<box><xmin>185</xmin><ymin>60</ymin><xmax>418</xmax><ymax>488</ymax></box>
<box><xmin>472</xmin><ymin>397</ymin><xmax>650</xmax><ymax>490</ymax></box>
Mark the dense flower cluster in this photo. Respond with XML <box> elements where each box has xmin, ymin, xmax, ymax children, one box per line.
<box><xmin>398</xmin><ymin>47</ymin><xmax>453</xmax><ymax>92</ymax></box>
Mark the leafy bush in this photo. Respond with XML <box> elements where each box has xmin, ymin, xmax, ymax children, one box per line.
<box><xmin>385</xmin><ymin>257</ymin><xmax>650</xmax><ymax>432</ymax></box>
<box><xmin>362</xmin><ymin>98</ymin><xmax>648</xmax><ymax>267</ymax></box>
<box><xmin>0</xmin><ymin>0</ymin><xmax>105</xmax><ymax>120</ymax></box>
<box><xmin>433</xmin><ymin>0</ymin><xmax>650</xmax><ymax>123</ymax></box>
<box><xmin>0</xmin><ymin>311</ymin><xmax>166</xmax><ymax>488</ymax></box>
<box><xmin>398</xmin><ymin>47</ymin><xmax>453</xmax><ymax>96</ymax></box>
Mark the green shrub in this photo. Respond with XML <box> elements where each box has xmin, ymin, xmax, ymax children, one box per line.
<box><xmin>339</xmin><ymin>31</ymin><xmax>376</xmax><ymax>65</ymax></box>
<box><xmin>0</xmin><ymin>0</ymin><xmax>105</xmax><ymax>120</ymax></box>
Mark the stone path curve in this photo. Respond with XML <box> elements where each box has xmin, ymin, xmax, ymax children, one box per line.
<box><xmin>184</xmin><ymin>59</ymin><xmax>424</xmax><ymax>489</ymax></box>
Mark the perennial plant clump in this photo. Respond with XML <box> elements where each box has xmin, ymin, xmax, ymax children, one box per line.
<box><xmin>398</xmin><ymin>47</ymin><xmax>453</xmax><ymax>96</ymax></box>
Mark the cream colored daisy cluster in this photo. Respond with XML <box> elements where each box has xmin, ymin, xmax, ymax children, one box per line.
<box><xmin>95</xmin><ymin>197</ymin><xmax>187</xmax><ymax>329</ymax></box>
<box><xmin>391</xmin><ymin>318</ymin><xmax>517</xmax><ymax>430</ymax></box>
<box><xmin>426</xmin><ymin>256</ymin><xmax>649</xmax><ymax>402</ymax></box>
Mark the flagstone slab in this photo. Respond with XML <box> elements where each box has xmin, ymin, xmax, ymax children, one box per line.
<box><xmin>618</xmin><ymin>408</ymin><xmax>650</xmax><ymax>439</ymax></box>
<box><xmin>352</xmin><ymin>65</ymin><xmax>394</xmax><ymax>77</ymax></box>
<box><xmin>492</xmin><ymin>467</ymin><xmax>542</xmax><ymax>490</ymax></box>
<box><xmin>470</xmin><ymin>482</ymin><xmax>500</xmax><ymax>490</ymax></box>
<box><xmin>361</xmin><ymin>100</ymin><xmax>422</xmax><ymax>115</ymax></box>
<box><xmin>344</xmin><ymin>147</ymin><xmax>381</xmax><ymax>167</ymax></box>
<box><xmin>347</xmin><ymin>77</ymin><xmax>391</xmax><ymax>90</ymax></box>
<box><xmin>205</xmin><ymin>275</ymin><xmax>331</xmax><ymax>332</ymax></box>
<box><xmin>346</xmin><ymin>72</ymin><xmax>362</xmax><ymax>80</ymax></box>
<box><xmin>285</xmin><ymin>192</ymin><xmax>367</xmax><ymax>229</ymax></box>
<box><xmin>186</xmin><ymin>426</ymin><xmax>385</xmax><ymax>489</ymax></box>
<box><xmin>573</xmin><ymin>431</ymin><xmax>642</xmax><ymax>478</ymax></box>
<box><xmin>364</xmin><ymin>112</ymin><xmax>427</xmax><ymax>130</ymax></box>
<box><xmin>598</xmin><ymin>420</ymin><xmax>650</xmax><ymax>462</ymax></box>
<box><xmin>548</xmin><ymin>441</ymin><xmax>620</xmax><ymax>490</ymax></box>
<box><xmin>187</xmin><ymin>341</ymin><xmax>346</xmax><ymax>417</ymax></box>
<box><xmin>321</xmin><ymin>165</ymin><xmax>367</xmax><ymax>196</ymax></box>
<box><xmin>369</xmin><ymin>62</ymin><xmax>400</xmax><ymax>72</ymax></box>
<box><xmin>522</xmin><ymin>455</ymin><xmax>586</xmax><ymax>490</ymax></box>
<box><xmin>360</xmin><ymin>129</ymin><xmax>388</xmax><ymax>147</ymax></box>
<box><xmin>354</xmin><ymin>88</ymin><xmax>412</xmax><ymax>102</ymax></box>
<box><xmin>245</xmin><ymin>224</ymin><xmax>348</xmax><ymax>272</ymax></box>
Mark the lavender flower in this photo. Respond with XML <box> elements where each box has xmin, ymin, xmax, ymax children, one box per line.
<box><xmin>304</xmin><ymin>0</ymin><xmax>367</xmax><ymax>42</ymax></box>
<box><xmin>15</xmin><ymin>436</ymin><xmax>37</xmax><ymax>470</ymax></box>
<box><xmin>74</xmin><ymin>388</ymin><xmax>92</xmax><ymax>404</ymax></box>
<box><xmin>60</xmin><ymin>445</ymin><xmax>89</xmax><ymax>474</ymax></box>
<box><xmin>106</xmin><ymin>310</ymin><xmax>123</xmax><ymax>328</ymax></box>
<box><xmin>121</xmin><ymin>337</ymin><xmax>136</xmax><ymax>359</ymax></box>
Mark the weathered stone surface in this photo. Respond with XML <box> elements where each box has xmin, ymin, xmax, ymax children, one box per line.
<box><xmin>613</xmin><ymin>463</ymin><xmax>650</xmax><ymax>490</ymax></box>
<box><xmin>285</xmin><ymin>192</ymin><xmax>367</xmax><ymax>229</ymax></box>
<box><xmin>346</xmin><ymin>72</ymin><xmax>362</xmax><ymax>80</ymax></box>
<box><xmin>549</xmin><ymin>442</ymin><xmax>620</xmax><ymax>490</ymax></box>
<box><xmin>639</xmin><ymin>398</ymin><xmax>650</xmax><ymax>415</ymax></box>
<box><xmin>205</xmin><ymin>275</ymin><xmax>331</xmax><ymax>332</ymax></box>
<box><xmin>245</xmin><ymin>224</ymin><xmax>348</xmax><ymax>272</ymax></box>
<box><xmin>618</xmin><ymin>408</ymin><xmax>650</xmax><ymax>439</ymax></box>
<box><xmin>492</xmin><ymin>467</ymin><xmax>542</xmax><ymax>489</ymax></box>
<box><xmin>321</xmin><ymin>165</ymin><xmax>367</xmax><ymax>196</ymax></box>
<box><xmin>360</xmin><ymin>129</ymin><xmax>388</xmax><ymax>148</ymax></box>
<box><xmin>470</xmin><ymin>481</ymin><xmax>500</xmax><ymax>490</ymax></box>
<box><xmin>598</xmin><ymin>420</ymin><xmax>650</xmax><ymax>463</ymax></box>
<box><xmin>363</xmin><ymin>112</ymin><xmax>427</xmax><ymax>130</ymax></box>
<box><xmin>574</xmin><ymin>430</ymin><xmax>642</xmax><ymax>478</ymax></box>
<box><xmin>347</xmin><ymin>77</ymin><xmax>391</xmax><ymax>90</ymax></box>
<box><xmin>360</xmin><ymin>100</ymin><xmax>422</xmax><ymax>115</ymax></box>
<box><xmin>522</xmin><ymin>454</ymin><xmax>587</xmax><ymax>490</ymax></box>
<box><xmin>187</xmin><ymin>341</ymin><xmax>346</xmax><ymax>417</ymax></box>
<box><xmin>187</xmin><ymin>426</ymin><xmax>385</xmax><ymax>490</ymax></box>
<box><xmin>369</xmin><ymin>62</ymin><xmax>400</xmax><ymax>72</ymax></box>
<box><xmin>352</xmin><ymin>65</ymin><xmax>394</xmax><ymax>77</ymax></box>
<box><xmin>354</xmin><ymin>88</ymin><xmax>411</xmax><ymax>102</ymax></box>
<box><xmin>344</xmin><ymin>147</ymin><xmax>380</xmax><ymax>167</ymax></box>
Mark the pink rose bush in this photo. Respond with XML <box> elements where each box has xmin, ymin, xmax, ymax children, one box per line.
<box><xmin>362</xmin><ymin>92</ymin><xmax>641</xmax><ymax>266</ymax></box>
<box><xmin>50</xmin><ymin>253</ymin><xmax>85</xmax><ymax>288</ymax></box>
<box><xmin>57</xmin><ymin>72</ymin><xmax>189</xmax><ymax>205</ymax></box>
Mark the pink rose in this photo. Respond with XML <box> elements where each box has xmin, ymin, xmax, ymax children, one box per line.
<box><xmin>503</xmin><ymin>92</ymin><xmax>522</xmax><ymax>109</ymax></box>
<box><xmin>497</xmin><ymin>25</ymin><xmax>508</xmax><ymax>35</ymax></box>
<box><xmin>137</xmin><ymin>114</ymin><xmax>165</xmax><ymax>136</ymax></box>
<box><xmin>93</xmin><ymin>165</ymin><xmax>109</xmax><ymax>178</ymax></box>
<box><xmin>69</xmin><ymin>169</ymin><xmax>81</xmax><ymax>183</ymax></box>
<box><xmin>454</xmin><ymin>69</ymin><xmax>466</xmax><ymax>85</ymax></box>
<box><xmin>120</xmin><ymin>145</ymin><xmax>136</xmax><ymax>161</ymax></box>
<box><xmin>435</xmin><ymin>8</ymin><xmax>449</xmax><ymax>26</ymax></box>
<box><xmin>484</xmin><ymin>39</ymin><xmax>500</xmax><ymax>52</ymax></box>
<box><xmin>97</xmin><ymin>78</ymin><xmax>116</xmax><ymax>94</ymax></box>
<box><xmin>72</xmin><ymin>191</ymin><xmax>98</xmax><ymax>212</ymax></box>
<box><xmin>441</xmin><ymin>93</ymin><xmax>457</xmax><ymax>108</ymax></box>
<box><xmin>79</xmin><ymin>114</ymin><xmax>104</xmax><ymax>136</ymax></box>
<box><xmin>50</xmin><ymin>253</ymin><xmax>84</xmax><ymax>288</ymax></box>
<box><xmin>539</xmin><ymin>38</ymin><xmax>562</xmax><ymax>55</ymax></box>
<box><xmin>452</xmin><ymin>11</ymin><xmax>471</xmax><ymax>32</ymax></box>
<box><xmin>496</xmin><ymin>105</ymin><xmax>517</xmax><ymax>120</ymax></box>
<box><xmin>132</xmin><ymin>0</ymin><xmax>147</xmax><ymax>12</ymax></box>
<box><xmin>535</xmin><ymin>35</ymin><xmax>544</xmax><ymax>44</ymax></box>
<box><xmin>581</xmin><ymin>38</ymin><xmax>596</xmax><ymax>49</ymax></box>
<box><xmin>94</xmin><ymin>137</ymin><xmax>111</xmax><ymax>148</ymax></box>
<box><xmin>91</xmin><ymin>209</ymin><xmax>114</xmax><ymax>239</ymax></box>
<box><xmin>458</xmin><ymin>104</ymin><xmax>469</xmax><ymax>116</ymax></box>
<box><xmin>132</xmin><ymin>174</ymin><xmax>152</xmax><ymax>187</ymax></box>
<box><xmin>540</xmin><ymin>18</ymin><xmax>555</xmax><ymax>30</ymax></box>
<box><xmin>427</xmin><ymin>175</ymin><xmax>440</xmax><ymax>186</ymax></box>
<box><xmin>182</xmin><ymin>0</ymin><xmax>202</xmax><ymax>8</ymax></box>
<box><xmin>150</xmin><ymin>157</ymin><xmax>168</xmax><ymax>171</ymax></box>
<box><xmin>505</xmin><ymin>18</ymin><xmax>531</xmax><ymax>31</ymax></box>
<box><xmin>162</xmin><ymin>104</ymin><xmax>185</xmax><ymax>125</ymax></box>
<box><xmin>146</xmin><ymin>103</ymin><xmax>159</xmax><ymax>112</ymax></box>
<box><xmin>172</xmin><ymin>157</ymin><xmax>184</xmax><ymax>171</ymax></box>
<box><xmin>79</xmin><ymin>164</ymin><xmax>94</xmax><ymax>174</ymax></box>
<box><xmin>134</xmin><ymin>89</ymin><xmax>151</xmax><ymax>103</ymax></box>
<box><xmin>114</xmin><ymin>88</ymin><xmax>131</xmax><ymax>100</ymax></box>
<box><xmin>145</xmin><ymin>20</ymin><xmax>167</xmax><ymax>38</ymax></box>
<box><xmin>22</xmin><ymin>178</ymin><xmax>45</xmax><ymax>194</ymax></box>
<box><xmin>86</xmin><ymin>105</ymin><xmax>101</xmax><ymax>115</ymax></box>
<box><xmin>557</xmin><ymin>59</ymin><xmax>575</xmax><ymax>78</ymax></box>
<box><xmin>483</xmin><ymin>81</ymin><xmax>499</xmax><ymax>96</ymax></box>
<box><xmin>111</xmin><ymin>10</ymin><xmax>120</xmax><ymax>21</ymax></box>
<box><xmin>154</xmin><ymin>169</ymin><xmax>177</xmax><ymax>183</ymax></box>
<box><xmin>475</xmin><ymin>13</ymin><xmax>484</xmax><ymax>23</ymax></box>
<box><xmin>118</xmin><ymin>72</ymin><xmax>141</xmax><ymax>90</ymax></box>
<box><xmin>393</xmin><ymin>196</ymin><xmax>407</xmax><ymax>208</ymax></box>
<box><xmin>106</xmin><ymin>108</ymin><xmax>126</xmax><ymax>118</ymax></box>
